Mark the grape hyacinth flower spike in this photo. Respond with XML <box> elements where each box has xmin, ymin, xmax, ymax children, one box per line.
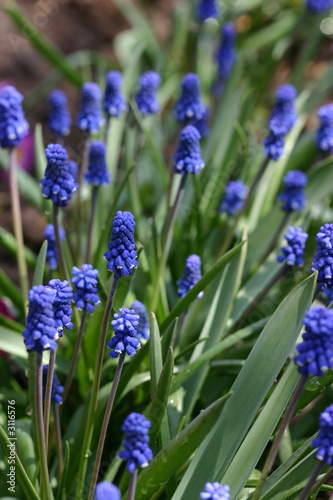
<box><xmin>190</xmin><ymin>105</ymin><xmax>210</xmax><ymax>138</ymax></box>
<box><xmin>40</xmin><ymin>144</ymin><xmax>76</xmax><ymax>207</ymax></box>
<box><xmin>42</xmin><ymin>365</ymin><xmax>64</xmax><ymax>405</ymax></box>
<box><xmin>178</xmin><ymin>255</ymin><xmax>204</xmax><ymax>299</ymax></box>
<box><xmin>130</xmin><ymin>300</ymin><xmax>149</xmax><ymax>340</ymax></box>
<box><xmin>95</xmin><ymin>482</ymin><xmax>121</xmax><ymax>500</ymax></box>
<box><xmin>306</xmin><ymin>0</ymin><xmax>333</xmax><ymax>13</ymax></box>
<box><xmin>119</xmin><ymin>412</ymin><xmax>153</xmax><ymax>472</ymax></box>
<box><xmin>277</xmin><ymin>170</ymin><xmax>307</xmax><ymax>213</ymax></box>
<box><xmin>47</xmin><ymin>90</ymin><xmax>71</xmax><ymax>139</ymax></box>
<box><xmin>84</xmin><ymin>141</ymin><xmax>110</xmax><ymax>186</ymax></box>
<box><xmin>104</xmin><ymin>71</ymin><xmax>127</xmax><ymax>118</ymax></box>
<box><xmin>174</xmin><ymin>125</ymin><xmax>205</xmax><ymax>175</ymax></box>
<box><xmin>197</xmin><ymin>0</ymin><xmax>219</xmax><ymax>21</ymax></box>
<box><xmin>215</xmin><ymin>23</ymin><xmax>237</xmax><ymax>92</ymax></box>
<box><xmin>218</xmin><ymin>180</ymin><xmax>248</xmax><ymax>217</ymax></box>
<box><xmin>315</xmin><ymin>104</ymin><xmax>333</xmax><ymax>154</ymax></box>
<box><xmin>108</xmin><ymin>308</ymin><xmax>141</xmax><ymax>358</ymax></box>
<box><xmin>77</xmin><ymin>82</ymin><xmax>104</xmax><ymax>134</ymax></box>
<box><xmin>200</xmin><ymin>482</ymin><xmax>230</xmax><ymax>500</ymax></box>
<box><xmin>44</xmin><ymin>224</ymin><xmax>65</xmax><ymax>270</ymax></box>
<box><xmin>135</xmin><ymin>71</ymin><xmax>161</xmax><ymax>116</ymax></box>
<box><xmin>174</xmin><ymin>73</ymin><xmax>205</xmax><ymax>122</ymax></box>
<box><xmin>311</xmin><ymin>223</ymin><xmax>333</xmax><ymax>292</ymax></box>
<box><xmin>71</xmin><ymin>264</ymin><xmax>100</xmax><ymax>313</ymax></box>
<box><xmin>48</xmin><ymin>279</ymin><xmax>73</xmax><ymax>334</ymax></box>
<box><xmin>277</xmin><ymin>227</ymin><xmax>308</xmax><ymax>267</ymax></box>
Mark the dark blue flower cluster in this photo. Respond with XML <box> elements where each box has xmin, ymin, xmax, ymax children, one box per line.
<box><xmin>40</xmin><ymin>144</ymin><xmax>77</xmax><ymax>207</ymax></box>
<box><xmin>197</xmin><ymin>0</ymin><xmax>219</xmax><ymax>21</ymax></box>
<box><xmin>174</xmin><ymin>125</ymin><xmax>205</xmax><ymax>175</ymax></box>
<box><xmin>104</xmin><ymin>71</ymin><xmax>127</xmax><ymax>118</ymax></box>
<box><xmin>263</xmin><ymin>84</ymin><xmax>297</xmax><ymax>161</ymax></box>
<box><xmin>44</xmin><ymin>224</ymin><xmax>65</xmax><ymax>270</ymax></box>
<box><xmin>135</xmin><ymin>71</ymin><xmax>161</xmax><ymax>116</ymax></box>
<box><xmin>23</xmin><ymin>286</ymin><xmax>58</xmax><ymax>353</ymax></box>
<box><xmin>277</xmin><ymin>227</ymin><xmax>308</xmax><ymax>267</ymax></box>
<box><xmin>42</xmin><ymin>365</ymin><xmax>64</xmax><ymax>405</ymax></box>
<box><xmin>130</xmin><ymin>301</ymin><xmax>149</xmax><ymax>340</ymax></box>
<box><xmin>48</xmin><ymin>279</ymin><xmax>73</xmax><ymax>334</ymax></box>
<box><xmin>277</xmin><ymin>170</ymin><xmax>307</xmax><ymax>212</ymax></box>
<box><xmin>71</xmin><ymin>264</ymin><xmax>100</xmax><ymax>313</ymax></box>
<box><xmin>174</xmin><ymin>73</ymin><xmax>205</xmax><ymax>122</ymax></box>
<box><xmin>118</xmin><ymin>412</ymin><xmax>153</xmax><ymax>473</ymax></box>
<box><xmin>47</xmin><ymin>90</ymin><xmax>71</xmax><ymax>138</ymax></box>
<box><xmin>218</xmin><ymin>180</ymin><xmax>248</xmax><ymax>216</ymax></box>
<box><xmin>104</xmin><ymin>211</ymin><xmax>138</xmax><ymax>279</ymax></box>
<box><xmin>311</xmin><ymin>223</ymin><xmax>333</xmax><ymax>291</ymax></box>
<box><xmin>306</xmin><ymin>0</ymin><xmax>333</xmax><ymax>13</ymax></box>
<box><xmin>200</xmin><ymin>482</ymin><xmax>230</xmax><ymax>500</ymax></box>
<box><xmin>77</xmin><ymin>82</ymin><xmax>104</xmax><ymax>134</ymax></box>
<box><xmin>95</xmin><ymin>482</ymin><xmax>121</xmax><ymax>500</ymax></box>
<box><xmin>84</xmin><ymin>141</ymin><xmax>110</xmax><ymax>186</ymax></box>
<box><xmin>177</xmin><ymin>254</ymin><xmax>204</xmax><ymax>299</ymax></box>
<box><xmin>108</xmin><ymin>308</ymin><xmax>141</xmax><ymax>358</ymax></box>
<box><xmin>294</xmin><ymin>307</ymin><xmax>333</xmax><ymax>377</ymax></box>
<box><xmin>0</xmin><ymin>85</ymin><xmax>29</xmax><ymax>148</ymax></box>
<box><xmin>215</xmin><ymin>23</ymin><xmax>237</xmax><ymax>82</ymax></box>
<box><xmin>312</xmin><ymin>404</ymin><xmax>333</xmax><ymax>466</ymax></box>
<box><xmin>315</xmin><ymin>104</ymin><xmax>333</xmax><ymax>154</ymax></box>
<box><xmin>190</xmin><ymin>105</ymin><xmax>210</xmax><ymax>138</ymax></box>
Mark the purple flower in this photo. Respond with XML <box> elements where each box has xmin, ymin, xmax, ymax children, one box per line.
<box><xmin>135</xmin><ymin>72</ymin><xmax>161</xmax><ymax>116</ymax></box>
<box><xmin>311</xmin><ymin>223</ymin><xmax>333</xmax><ymax>291</ymax></box>
<box><xmin>108</xmin><ymin>308</ymin><xmax>141</xmax><ymax>359</ymax></box>
<box><xmin>177</xmin><ymin>255</ymin><xmax>203</xmax><ymax>299</ymax></box>
<box><xmin>130</xmin><ymin>301</ymin><xmax>149</xmax><ymax>340</ymax></box>
<box><xmin>294</xmin><ymin>307</ymin><xmax>333</xmax><ymax>377</ymax></box>
<box><xmin>71</xmin><ymin>264</ymin><xmax>100</xmax><ymax>313</ymax></box>
<box><xmin>47</xmin><ymin>90</ymin><xmax>71</xmax><ymax>138</ymax></box>
<box><xmin>277</xmin><ymin>170</ymin><xmax>307</xmax><ymax>213</ymax></box>
<box><xmin>104</xmin><ymin>71</ymin><xmax>127</xmax><ymax>118</ymax></box>
<box><xmin>77</xmin><ymin>82</ymin><xmax>104</xmax><ymax>134</ymax></box>
<box><xmin>174</xmin><ymin>74</ymin><xmax>205</xmax><ymax>122</ymax></box>
<box><xmin>315</xmin><ymin>104</ymin><xmax>333</xmax><ymax>154</ymax></box>
<box><xmin>218</xmin><ymin>180</ymin><xmax>247</xmax><ymax>216</ymax></box>
<box><xmin>42</xmin><ymin>365</ymin><xmax>64</xmax><ymax>405</ymax></box>
<box><xmin>104</xmin><ymin>211</ymin><xmax>138</xmax><ymax>279</ymax></box>
<box><xmin>48</xmin><ymin>279</ymin><xmax>73</xmax><ymax>334</ymax></box>
<box><xmin>84</xmin><ymin>141</ymin><xmax>110</xmax><ymax>186</ymax></box>
<box><xmin>277</xmin><ymin>227</ymin><xmax>308</xmax><ymax>267</ymax></box>
<box><xmin>215</xmin><ymin>23</ymin><xmax>237</xmax><ymax>82</ymax></box>
<box><xmin>174</xmin><ymin>125</ymin><xmax>205</xmax><ymax>175</ymax></box>
<box><xmin>306</xmin><ymin>0</ymin><xmax>333</xmax><ymax>13</ymax></box>
<box><xmin>197</xmin><ymin>0</ymin><xmax>219</xmax><ymax>21</ymax></box>
<box><xmin>0</xmin><ymin>85</ymin><xmax>29</xmax><ymax>148</ymax></box>
<box><xmin>40</xmin><ymin>144</ymin><xmax>76</xmax><ymax>207</ymax></box>
<box><xmin>312</xmin><ymin>404</ymin><xmax>333</xmax><ymax>465</ymax></box>
<box><xmin>118</xmin><ymin>412</ymin><xmax>153</xmax><ymax>473</ymax></box>
<box><xmin>189</xmin><ymin>106</ymin><xmax>210</xmax><ymax>138</ymax></box>
<box><xmin>44</xmin><ymin>224</ymin><xmax>65</xmax><ymax>271</ymax></box>
<box><xmin>200</xmin><ymin>482</ymin><xmax>230</xmax><ymax>500</ymax></box>
<box><xmin>94</xmin><ymin>482</ymin><xmax>121</xmax><ymax>500</ymax></box>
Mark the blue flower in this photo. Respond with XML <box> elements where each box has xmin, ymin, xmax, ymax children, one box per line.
<box><xmin>197</xmin><ymin>0</ymin><xmax>219</xmax><ymax>21</ymax></box>
<box><xmin>23</xmin><ymin>286</ymin><xmax>58</xmax><ymax>353</ymax></box>
<box><xmin>312</xmin><ymin>404</ymin><xmax>333</xmax><ymax>465</ymax></box>
<box><xmin>42</xmin><ymin>365</ymin><xmax>64</xmax><ymax>405</ymax></box>
<box><xmin>71</xmin><ymin>264</ymin><xmax>100</xmax><ymax>313</ymax></box>
<box><xmin>135</xmin><ymin>71</ymin><xmax>161</xmax><ymax>116</ymax></box>
<box><xmin>277</xmin><ymin>227</ymin><xmax>308</xmax><ymax>267</ymax></box>
<box><xmin>177</xmin><ymin>255</ymin><xmax>204</xmax><ymax>299</ymax></box>
<box><xmin>108</xmin><ymin>308</ymin><xmax>141</xmax><ymax>358</ymax></box>
<box><xmin>277</xmin><ymin>170</ymin><xmax>307</xmax><ymax>213</ymax></box>
<box><xmin>218</xmin><ymin>180</ymin><xmax>248</xmax><ymax>216</ymax></box>
<box><xmin>174</xmin><ymin>73</ymin><xmax>205</xmax><ymax>122</ymax></box>
<box><xmin>67</xmin><ymin>160</ymin><xmax>79</xmax><ymax>190</ymax></box>
<box><xmin>200</xmin><ymin>482</ymin><xmax>230</xmax><ymax>500</ymax></box>
<box><xmin>84</xmin><ymin>141</ymin><xmax>110</xmax><ymax>186</ymax></box>
<box><xmin>47</xmin><ymin>90</ymin><xmax>71</xmax><ymax>138</ymax></box>
<box><xmin>48</xmin><ymin>279</ymin><xmax>73</xmax><ymax>335</ymax></box>
<box><xmin>77</xmin><ymin>82</ymin><xmax>104</xmax><ymax>134</ymax></box>
<box><xmin>104</xmin><ymin>211</ymin><xmax>138</xmax><ymax>279</ymax></box>
<box><xmin>263</xmin><ymin>84</ymin><xmax>298</xmax><ymax>161</ymax></box>
<box><xmin>189</xmin><ymin>106</ymin><xmax>210</xmax><ymax>138</ymax></box>
<box><xmin>306</xmin><ymin>0</ymin><xmax>333</xmax><ymax>13</ymax></box>
<box><xmin>0</xmin><ymin>85</ymin><xmax>29</xmax><ymax>148</ymax></box>
<box><xmin>95</xmin><ymin>482</ymin><xmax>121</xmax><ymax>500</ymax></box>
<box><xmin>315</xmin><ymin>104</ymin><xmax>333</xmax><ymax>153</ymax></box>
<box><xmin>104</xmin><ymin>71</ymin><xmax>127</xmax><ymax>118</ymax></box>
<box><xmin>174</xmin><ymin>125</ymin><xmax>205</xmax><ymax>175</ymax></box>
<box><xmin>44</xmin><ymin>224</ymin><xmax>65</xmax><ymax>271</ymax></box>
<box><xmin>130</xmin><ymin>301</ymin><xmax>149</xmax><ymax>340</ymax></box>
<box><xmin>118</xmin><ymin>412</ymin><xmax>153</xmax><ymax>473</ymax></box>
<box><xmin>311</xmin><ymin>223</ymin><xmax>333</xmax><ymax>291</ymax></box>
<box><xmin>40</xmin><ymin>144</ymin><xmax>77</xmax><ymax>207</ymax></box>
<box><xmin>294</xmin><ymin>307</ymin><xmax>333</xmax><ymax>377</ymax></box>
<box><xmin>215</xmin><ymin>23</ymin><xmax>237</xmax><ymax>82</ymax></box>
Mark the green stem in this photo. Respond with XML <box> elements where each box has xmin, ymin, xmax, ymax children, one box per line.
<box><xmin>128</xmin><ymin>470</ymin><xmax>138</xmax><ymax>500</ymax></box>
<box><xmin>9</xmin><ymin>147</ymin><xmax>29</xmax><ymax>312</ymax></box>
<box><xmin>53</xmin><ymin>204</ymin><xmax>70</xmax><ymax>282</ymax></box>
<box><xmin>87</xmin><ymin>351</ymin><xmax>126</xmax><ymax>500</ymax></box>
<box><xmin>173</xmin><ymin>308</ymin><xmax>188</xmax><ymax>350</ymax></box>
<box><xmin>62</xmin><ymin>309</ymin><xmax>87</xmax><ymax>402</ymax></box>
<box><xmin>35</xmin><ymin>352</ymin><xmax>52</xmax><ymax>500</ymax></box>
<box><xmin>298</xmin><ymin>460</ymin><xmax>324</xmax><ymax>500</ymax></box>
<box><xmin>258</xmin><ymin>212</ymin><xmax>290</xmax><ymax>267</ymax></box>
<box><xmin>53</xmin><ymin>402</ymin><xmax>64</xmax><ymax>485</ymax></box>
<box><xmin>86</xmin><ymin>186</ymin><xmax>99</xmax><ymax>263</ymax></box>
<box><xmin>43</xmin><ymin>349</ymin><xmax>56</xmax><ymax>453</ymax></box>
<box><xmin>104</xmin><ymin>115</ymin><xmax>111</xmax><ymax>144</ymax></box>
<box><xmin>76</xmin><ymin>135</ymin><xmax>90</xmax><ymax>265</ymax></box>
<box><xmin>252</xmin><ymin>375</ymin><xmax>307</xmax><ymax>500</ymax></box>
<box><xmin>75</xmin><ymin>276</ymin><xmax>119</xmax><ymax>500</ymax></box>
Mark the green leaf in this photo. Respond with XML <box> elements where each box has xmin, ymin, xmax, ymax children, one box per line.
<box><xmin>172</xmin><ymin>273</ymin><xmax>316</xmax><ymax>499</ymax></box>
<box><xmin>149</xmin><ymin>346</ymin><xmax>174</xmax><ymax>444</ymax></box>
<box><xmin>0</xmin><ymin>227</ymin><xmax>36</xmax><ymax>268</ymax></box>
<box><xmin>32</xmin><ymin>240</ymin><xmax>48</xmax><ymax>286</ymax></box>
<box><xmin>133</xmin><ymin>393</ymin><xmax>232</xmax><ymax>500</ymax></box>
<box><xmin>160</xmin><ymin>241</ymin><xmax>245</xmax><ymax>335</ymax></box>
<box><xmin>240</xmin><ymin>13</ymin><xmax>298</xmax><ymax>52</ymax></box>
<box><xmin>16</xmin><ymin>421</ymin><xmax>36</xmax><ymax>484</ymax></box>
<box><xmin>56</xmin><ymin>441</ymin><xmax>71</xmax><ymax>500</ymax></box>
<box><xmin>0</xmin><ymin>327</ymin><xmax>27</xmax><ymax>359</ymax></box>
<box><xmin>0</xmin><ymin>313</ymin><xmax>24</xmax><ymax>333</ymax></box>
<box><xmin>5</xmin><ymin>2</ymin><xmax>83</xmax><ymax>87</ymax></box>
<box><xmin>0</xmin><ymin>268</ymin><xmax>25</xmax><ymax>315</ymax></box>
<box><xmin>149</xmin><ymin>312</ymin><xmax>163</xmax><ymax>394</ymax></box>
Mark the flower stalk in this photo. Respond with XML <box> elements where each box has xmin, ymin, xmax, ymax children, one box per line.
<box><xmin>43</xmin><ymin>349</ymin><xmax>56</xmax><ymax>453</ymax></box>
<box><xmin>86</xmin><ymin>185</ymin><xmax>99</xmax><ymax>263</ymax></box>
<box><xmin>53</xmin><ymin>204</ymin><xmax>70</xmax><ymax>282</ymax></box>
<box><xmin>128</xmin><ymin>469</ymin><xmax>138</xmax><ymax>500</ymax></box>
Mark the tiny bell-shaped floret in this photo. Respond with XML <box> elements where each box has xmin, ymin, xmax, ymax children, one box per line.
<box><xmin>40</xmin><ymin>144</ymin><xmax>76</xmax><ymax>207</ymax></box>
<box><xmin>84</xmin><ymin>141</ymin><xmax>110</xmax><ymax>186</ymax></box>
<box><xmin>174</xmin><ymin>125</ymin><xmax>205</xmax><ymax>175</ymax></box>
<box><xmin>108</xmin><ymin>308</ymin><xmax>141</xmax><ymax>358</ymax></box>
<box><xmin>47</xmin><ymin>90</ymin><xmax>71</xmax><ymax>138</ymax></box>
<box><xmin>218</xmin><ymin>180</ymin><xmax>247</xmax><ymax>217</ymax></box>
<box><xmin>71</xmin><ymin>264</ymin><xmax>100</xmax><ymax>313</ymax></box>
<box><xmin>44</xmin><ymin>224</ymin><xmax>65</xmax><ymax>270</ymax></box>
<box><xmin>200</xmin><ymin>482</ymin><xmax>230</xmax><ymax>500</ymax></box>
<box><xmin>0</xmin><ymin>85</ymin><xmax>29</xmax><ymax>148</ymax></box>
<box><xmin>135</xmin><ymin>71</ymin><xmax>161</xmax><ymax>116</ymax></box>
<box><xmin>42</xmin><ymin>365</ymin><xmax>64</xmax><ymax>405</ymax></box>
<box><xmin>94</xmin><ymin>482</ymin><xmax>121</xmax><ymax>500</ymax></box>
<box><xmin>174</xmin><ymin>73</ymin><xmax>205</xmax><ymax>122</ymax></box>
<box><xmin>177</xmin><ymin>254</ymin><xmax>204</xmax><ymax>299</ymax></box>
<box><xmin>118</xmin><ymin>412</ymin><xmax>153</xmax><ymax>473</ymax></box>
<box><xmin>48</xmin><ymin>279</ymin><xmax>73</xmax><ymax>334</ymax></box>
<box><xmin>312</xmin><ymin>404</ymin><xmax>333</xmax><ymax>465</ymax></box>
<box><xmin>277</xmin><ymin>227</ymin><xmax>308</xmax><ymax>267</ymax></box>
<box><xmin>77</xmin><ymin>82</ymin><xmax>104</xmax><ymax>134</ymax></box>
<box><xmin>104</xmin><ymin>71</ymin><xmax>127</xmax><ymax>118</ymax></box>
<box><xmin>130</xmin><ymin>300</ymin><xmax>149</xmax><ymax>340</ymax></box>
